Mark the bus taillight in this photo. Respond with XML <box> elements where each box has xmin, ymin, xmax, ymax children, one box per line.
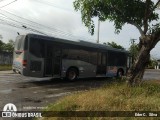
<box><xmin>22</xmin><ymin>60</ymin><xmax>27</xmax><ymax>66</ymax></box>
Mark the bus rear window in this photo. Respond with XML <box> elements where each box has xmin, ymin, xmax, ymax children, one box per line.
<box><xmin>15</xmin><ymin>35</ymin><xmax>27</xmax><ymax>50</ymax></box>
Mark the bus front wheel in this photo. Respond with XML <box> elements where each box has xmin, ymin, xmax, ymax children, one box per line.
<box><xmin>66</xmin><ymin>68</ymin><xmax>78</xmax><ymax>81</ymax></box>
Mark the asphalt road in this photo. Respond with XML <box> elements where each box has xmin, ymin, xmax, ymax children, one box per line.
<box><xmin>0</xmin><ymin>69</ymin><xmax>159</xmax><ymax>115</ymax></box>
<box><xmin>0</xmin><ymin>71</ymin><xmax>111</xmax><ymax>113</ymax></box>
<box><xmin>143</xmin><ymin>69</ymin><xmax>160</xmax><ymax>80</ymax></box>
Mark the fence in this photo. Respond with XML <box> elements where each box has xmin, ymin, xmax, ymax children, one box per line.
<box><xmin>0</xmin><ymin>51</ymin><xmax>13</xmax><ymax>65</ymax></box>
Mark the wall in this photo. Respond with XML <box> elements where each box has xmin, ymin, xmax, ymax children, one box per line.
<box><xmin>0</xmin><ymin>51</ymin><xmax>13</xmax><ymax>65</ymax></box>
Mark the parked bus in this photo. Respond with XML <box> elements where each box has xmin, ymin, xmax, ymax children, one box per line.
<box><xmin>13</xmin><ymin>33</ymin><xmax>131</xmax><ymax>81</ymax></box>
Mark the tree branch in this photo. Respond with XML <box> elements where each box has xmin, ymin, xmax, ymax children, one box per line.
<box><xmin>153</xmin><ymin>0</ymin><xmax>160</xmax><ymax>10</ymax></box>
<box><xmin>143</xmin><ymin>0</ymin><xmax>151</xmax><ymax>34</ymax></box>
<box><xmin>129</xmin><ymin>22</ymin><xmax>145</xmax><ymax>36</ymax></box>
<box><xmin>148</xmin><ymin>0</ymin><xmax>160</xmax><ymax>17</ymax></box>
<box><xmin>143</xmin><ymin>0</ymin><xmax>160</xmax><ymax>34</ymax></box>
<box><xmin>150</xmin><ymin>29</ymin><xmax>160</xmax><ymax>49</ymax></box>
<box><xmin>110</xmin><ymin>4</ymin><xmax>145</xmax><ymax>36</ymax></box>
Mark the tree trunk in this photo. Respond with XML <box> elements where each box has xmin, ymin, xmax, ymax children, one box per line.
<box><xmin>128</xmin><ymin>35</ymin><xmax>158</xmax><ymax>86</ymax></box>
<box><xmin>128</xmin><ymin>48</ymin><xmax>150</xmax><ymax>86</ymax></box>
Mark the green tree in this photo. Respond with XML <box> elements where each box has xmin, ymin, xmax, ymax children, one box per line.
<box><xmin>74</xmin><ymin>0</ymin><xmax>160</xmax><ymax>86</ymax></box>
<box><xmin>106</xmin><ymin>41</ymin><xmax>124</xmax><ymax>50</ymax></box>
<box><xmin>129</xmin><ymin>44</ymin><xmax>139</xmax><ymax>63</ymax></box>
<box><xmin>3</xmin><ymin>39</ymin><xmax>15</xmax><ymax>52</ymax></box>
<box><xmin>0</xmin><ymin>40</ymin><xmax>4</xmax><ymax>51</ymax></box>
<box><xmin>148</xmin><ymin>58</ymin><xmax>158</xmax><ymax>69</ymax></box>
<box><xmin>0</xmin><ymin>35</ymin><xmax>4</xmax><ymax>51</ymax></box>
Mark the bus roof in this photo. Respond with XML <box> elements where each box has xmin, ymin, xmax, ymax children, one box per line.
<box><xmin>25</xmin><ymin>33</ymin><xmax>129</xmax><ymax>54</ymax></box>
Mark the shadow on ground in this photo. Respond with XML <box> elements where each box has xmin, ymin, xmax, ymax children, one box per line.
<box><xmin>18</xmin><ymin>77</ymin><xmax>115</xmax><ymax>92</ymax></box>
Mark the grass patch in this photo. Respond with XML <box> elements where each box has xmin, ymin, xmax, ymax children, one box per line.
<box><xmin>42</xmin><ymin>80</ymin><xmax>160</xmax><ymax>120</ymax></box>
<box><xmin>0</xmin><ymin>64</ymin><xmax>12</xmax><ymax>71</ymax></box>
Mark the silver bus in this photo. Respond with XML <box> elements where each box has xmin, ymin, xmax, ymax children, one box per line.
<box><xmin>13</xmin><ymin>33</ymin><xmax>130</xmax><ymax>81</ymax></box>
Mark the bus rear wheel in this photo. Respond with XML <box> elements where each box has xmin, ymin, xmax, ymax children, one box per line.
<box><xmin>117</xmin><ymin>69</ymin><xmax>124</xmax><ymax>78</ymax></box>
<box><xmin>66</xmin><ymin>68</ymin><xmax>78</xmax><ymax>81</ymax></box>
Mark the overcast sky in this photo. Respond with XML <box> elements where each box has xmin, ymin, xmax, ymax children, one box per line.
<box><xmin>0</xmin><ymin>0</ymin><xmax>159</xmax><ymax>59</ymax></box>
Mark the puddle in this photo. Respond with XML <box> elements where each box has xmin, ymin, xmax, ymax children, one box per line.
<box><xmin>34</xmin><ymin>100</ymin><xmax>42</xmax><ymax>103</ymax></box>
<box><xmin>24</xmin><ymin>97</ymin><xmax>42</xmax><ymax>103</ymax></box>
<box><xmin>18</xmin><ymin>85</ymin><xmax>27</xmax><ymax>88</ymax></box>
<box><xmin>0</xmin><ymin>89</ymin><xmax>12</xmax><ymax>94</ymax></box>
<box><xmin>24</xmin><ymin>97</ymin><xmax>33</xmax><ymax>102</ymax></box>
<box><xmin>45</xmin><ymin>92</ymin><xmax>71</xmax><ymax>98</ymax></box>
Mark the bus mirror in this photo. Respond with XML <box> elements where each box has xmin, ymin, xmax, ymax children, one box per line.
<box><xmin>15</xmin><ymin>50</ymin><xmax>23</xmax><ymax>54</ymax></box>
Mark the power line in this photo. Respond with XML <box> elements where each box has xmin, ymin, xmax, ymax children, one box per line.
<box><xmin>0</xmin><ymin>19</ymin><xmax>48</xmax><ymax>35</ymax></box>
<box><xmin>0</xmin><ymin>9</ymin><xmax>79</xmax><ymax>37</ymax></box>
<box><xmin>0</xmin><ymin>18</ymin><xmax>95</xmax><ymax>42</ymax></box>
<box><xmin>0</xmin><ymin>5</ymin><xmax>95</xmax><ymax>41</ymax></box>
<box><xmin>33</xmin><ymin>0</ymin><xmax>77</xmax><ymax>14</ymax></box>
<box><xmin>0</xmin><ymin>16</ymin><xmax>86</xmax><ymax>40</ymax></box>
<box><xmin>0</xmin><ymin>0</ymin><xmax>93</xmax><ymax>40</ymax></box>
<box><xmin>0</xmin><ymin>0</ymin><xmax>17</xmax><ymax>8</ymax></box>
<box><xmin>0</xmin><ymin>0</ymin><xmax>6</xmax><ymax>2</ymax></box>
<box><xmin>0</xmin><ymin>13</ymin><xmax>50</xmax><ymax>32</ymax></box>
<box><xmin>0</xmin><ymin>16</ymin><xmax>49</xmax><ymax>36</ymax></box>
<box><xmin>0</xmin><ymin>0</ymin><xmax>92</xmax><ymax>40</ymax></box>
<box><xmin>0</xmin><ymin>9</ymin><xmax>94</xmax><ymax>41</ymax></box>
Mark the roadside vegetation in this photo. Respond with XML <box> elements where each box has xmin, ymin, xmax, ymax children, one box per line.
<box><xmin>42</xmin><ymin>79</ymin><xmax>160</xmax><ymax>120</ymax></box>
<box><xmin>73</xmin><ymin>0</ymin><xmax>160</xmax><ymax>86</ymax></box>
<box><xmin>0</xmin><ymin>64</ymin><xmax>12</xmax><ymax>71</ymax></box>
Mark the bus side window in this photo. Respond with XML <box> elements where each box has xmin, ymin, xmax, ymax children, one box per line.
<box><xmin>30</xmin><ymin>38</ymin><xmax>43</xmax><ymax>58</ymax></box>
<box><xmin>108</xmin><ymin>51</ymin><xmax>126</xmax><ymax>66</ymax></box>
<box><xmin>89</xmin><ymin>52</ymin><xmax>97</xmax><ymax>65</ymax></box>
<box><xmin>62</xmin><ymin>49</ymin><xmax>69</xmax><ymax>59</ymax></box>
<box><xmin>102</xmin><ymin>54</ymin><xmax>106</xmax><ymax>65</ymax></box>
<box><xmin>62</xmin><ymin>54</ymin><xmax>68</xmax><ymax>58</ymax></box>
<box><xmin>97</xmin><ymin>53</ymin><xmax>101</xmax><ymax>65</ymax></box>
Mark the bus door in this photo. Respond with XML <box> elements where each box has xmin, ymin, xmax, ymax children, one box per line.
<box><xmin>96</xmin><ymin>53</ymin><xmax>106</xmax><ymax>75</ymax></box>
<box><xmin>44</xmin><ymin>45</ymin><xmax>61</xmax><ymax>77</ymax></box>
<box><xmin>45</xmin><ymin>44</ymin><xmax>53</xmax><ymax>76</ymax></box>
<box><xmin>52</xmin><ymin>48</ymin><xmax>61</xmax><ymax>77</ymax></box>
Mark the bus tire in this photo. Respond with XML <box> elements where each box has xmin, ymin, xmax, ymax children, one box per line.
<box><xmin>117</xmin><ymin>69</ymin><xmax>124</xmax><ymax>78</ymax></box>
<box><xmin>13</xmin><ymin>69</ymin><xmax>16</xmax><ymax>73</ymax></box>
<box><xmin>66</xmin><ymin>68</ymin><xmax>78</xmax><ymax>81</ymax></box>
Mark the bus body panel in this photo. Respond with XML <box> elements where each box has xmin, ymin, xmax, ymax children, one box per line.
<box><xmin>13</xmin><ymin>35</ymin><xmax>28</xmax><ymax>75</ymax></box>
<box><xmin>27</xmin><ymin>55</ymin><xmax>44</xmax><ymax>77</ymax></box>
<box><xmin>106</xmin><ymin>66</ymin><xmax>127</xmax><ymax>77</ymax></box>
<box><xmin>61</xmin><ymin>59</ymin><xmax>96</xmax><ymax>78</ymax></box>
<box><xmin>13</xmin><ymin>33</ymin><xmax>130</xmax><ymax>79</ymax></box>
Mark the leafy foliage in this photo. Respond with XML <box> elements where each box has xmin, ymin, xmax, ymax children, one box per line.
<box><xmin>74</xmin><ymin>0</ymin><xmax>160</xmax><ymax>85</ymax></box>
<box><xmin>0</xmin><ymin>40</ymin><xmax>4</xmax><ymax>51</ymax></box>
<box><xmin>3</xmin><ymin>39</ymin><xmax>15</xmax><ymax>52</ymax></box>
<box><xmin>0</xmin><ymin>35</ymin><xmax>14</xmax><ymax>52</ymax></box>
<box><xmin>129</xmin><ymin>44</ymin><xmax>139</xmax><ymax>62</ymax></box>
<box><xmin>104</xmin><ymin>41</ymin><xmax>124</xmax><ymax>50</ymax></box>
<box><xmin>74</xmin><ymin>0</ymin><xmax>159</xmax><ymax>35</ymax></box>
<box><xmin>148</xmin><ymin>59</ymin><xmax>158</xmax><ymax>68</ymax></box>
<box><xmin>44</xmin><ymin>80</ymin><xmax>160</xmax><ymax>120</ymax></box>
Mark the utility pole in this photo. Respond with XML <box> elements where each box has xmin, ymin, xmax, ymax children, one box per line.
<box><xmin>97</xmin><ymin>19</ymin><xmax>100</xmax><ymax>43</ymax></box>
<box><xmin>130</xmin><ymin>38</ymin><xmax>137</xmax><ymax>64</ymax></box>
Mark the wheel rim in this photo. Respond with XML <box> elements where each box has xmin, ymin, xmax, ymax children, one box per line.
<box><xmin>68</xmin><ymin>71</ymin><xmax>76</xmax><ymax>80</ymax></box>
<box><xmin>118</xmin><ymin>71</ymin><xmax>123</xmax><ymax>77</ymax></box>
